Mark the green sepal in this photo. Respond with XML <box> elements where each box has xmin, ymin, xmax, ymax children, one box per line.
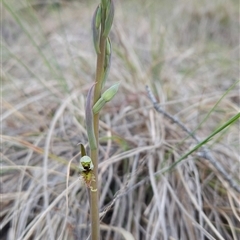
<box><xmin>80</xmin><ymin>143</ymin><xmax>86</xmax><ymax>157</ymax></box>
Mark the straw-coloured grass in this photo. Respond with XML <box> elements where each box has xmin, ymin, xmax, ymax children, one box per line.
<box><xmin>2</xmin><ymin>0</ymin><xmax>239</xmax><ymax>239</ymax></box>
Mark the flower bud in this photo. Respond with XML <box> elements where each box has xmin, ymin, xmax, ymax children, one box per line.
<box><xmin>92</xmin><ymin>83</ymin><xmax>120</xmax><ymax>114</ymax></box>
<box><xmin>101</xmin><ymin>0</ymin><xmax>108</xmax><ymax>9</ymax></box>
<box><xmin>102</xmin><ymin>82</ymin><xmax>120</xmax><ymax>102</ymax></box>
<box><xmin>103</xmin><ymin>0</ymin><xmax>114</xmax><ymax>37</ymax></box>
<box><xmin>95</xmin><ymin>4</ymin><xmax>102</xmax><ymax>29</ymax></box>
<box><xmin>92</xmin><ymin>97</ymin><xmax>106</xmax><ymax>114</ymax></box>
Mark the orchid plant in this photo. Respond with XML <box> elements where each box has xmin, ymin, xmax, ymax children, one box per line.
<box><xmin>78</xmin><ymin>1</ymin><xmax>117</xmax><ymax>239</ymax></box>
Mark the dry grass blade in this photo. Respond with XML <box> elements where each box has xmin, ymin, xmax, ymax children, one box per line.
<box><xmin>2</xmin><ymin>0</ymin><xmax>239</xmax><ymax>239</ymax></box>
<box><xmin>146</xmin><ymin>85</ymin><xmax>240</xmax><ymax>193</ymax></box>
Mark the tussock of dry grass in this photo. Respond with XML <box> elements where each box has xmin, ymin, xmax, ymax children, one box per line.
<box><xmin>2</xmin><ymin>0</ymin><xmax>239</xmax><ymax>239</ymax></box>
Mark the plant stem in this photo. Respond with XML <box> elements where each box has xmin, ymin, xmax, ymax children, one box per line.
<box><xmin>89</xmin><ymin>149</ymin><xmax>99</xmax><ymax>240</ymax></box>
<box><xmin>90</xmin><ymin>18</ymin><xmax>107</xmax><ymax>240</ymax></box>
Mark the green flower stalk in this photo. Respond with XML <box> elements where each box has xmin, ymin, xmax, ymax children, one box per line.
<box><xmin>84</xmin><ymin>1</ymin><xmax>116</xmax><ymax>239</ymax></box>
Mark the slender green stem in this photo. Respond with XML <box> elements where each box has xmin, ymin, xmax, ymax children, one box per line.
<box><xmin>90</xmin><ymin>14</ymin><xmax>107</xmax><ymax>240</ymax></box>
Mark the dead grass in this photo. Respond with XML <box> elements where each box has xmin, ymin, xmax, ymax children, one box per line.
<box><xmin>1</xmin><ymin>0</ymin><xmax>240</xmax><ymax>239</ymax></box>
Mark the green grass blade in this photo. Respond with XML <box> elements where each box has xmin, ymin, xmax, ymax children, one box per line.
<box><xmin>169</xmin><ymin>112</ymin><xmax>240</xmax><ymax>171</ymax></box>
<box><xmin>3</xmin><ymin>0</ymin><xmax>58</xmax><ymax>78</ymax></box>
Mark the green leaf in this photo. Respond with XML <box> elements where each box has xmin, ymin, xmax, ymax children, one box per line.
<box><xmin>169</xmin><ymin>112</ymin><xmax>240</xmax><ymax>171</ymax></box>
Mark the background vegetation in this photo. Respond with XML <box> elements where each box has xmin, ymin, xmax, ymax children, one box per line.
<box><xmin>2</xmin><ymin>0</ymin><xmax>239</xmax><ymax>239</ymax></box>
